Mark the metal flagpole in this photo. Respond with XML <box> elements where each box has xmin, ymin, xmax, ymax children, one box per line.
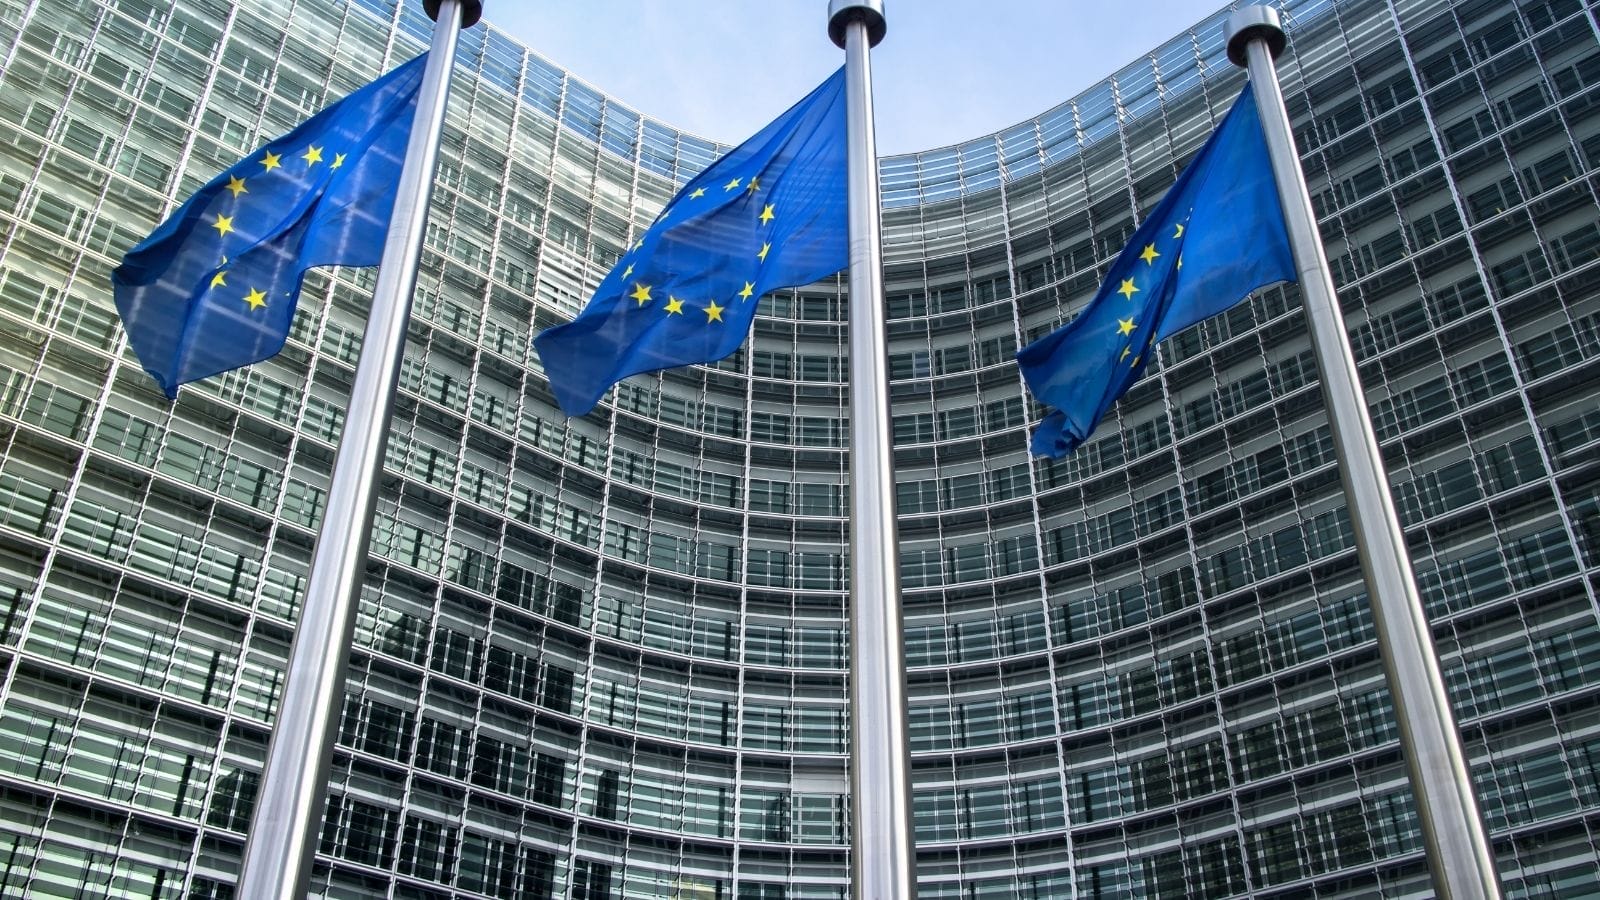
<box><xmin>1225</xmin><ymin>7</ymin><xmax>1501</xmax><ymax>899</ymax></box>
<box><xmin>234</xmin><ymin>1</ymin><xmax>481</xmax><ymax>897</ymax></box>
<box><xmin>828</xmin><ymin>3</ymin><xmax>916</xmax><ymax>900</ymax></box>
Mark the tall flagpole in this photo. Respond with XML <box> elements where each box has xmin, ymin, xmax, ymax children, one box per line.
<box><xmin>1225</xmin><ymin>8</ymin><xmax>1501</xmax><ymax>899</ymax></box>
<box><xmin>829</xmin><ymin>3</ymin><xmax>917</xmax><ymax>899</ymax></box>
<box><xmin>234</xmin><ymin>2</ymin><xmax>481</xmax><ymax>897</ymax></box>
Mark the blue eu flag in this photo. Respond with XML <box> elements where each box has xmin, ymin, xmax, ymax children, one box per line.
<box><xmin>113</xmin><ymin>54</ymin><xmax>428</xmax><ymax>398</ymax></box>
<box><xmin>535</xmin><ymin>69</ymin><xmax>848</xmax><ymax>417</ymax></box>
<box><xmin>1017</xmin><ymin>83</ymin><xmax>1296</xmax><ymax>458</ymax></box>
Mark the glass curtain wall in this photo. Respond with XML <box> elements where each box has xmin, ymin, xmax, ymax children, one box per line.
<box><xmin>0</xmin><ymin>0</ymin><xmax>1597</xmax><ymax>897</ymax></box>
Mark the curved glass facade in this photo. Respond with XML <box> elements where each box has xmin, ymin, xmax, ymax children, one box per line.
<box><xmin>1</xmin><ymin>0</ymin><xmax>1599</xmax><ymax>897</ymax></box>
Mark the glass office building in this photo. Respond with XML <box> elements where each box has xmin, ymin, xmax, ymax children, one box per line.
<box><xmin>1</xmin><ymin>0</ymin><xmax>1598</xmax><ymax>895</ymax></box>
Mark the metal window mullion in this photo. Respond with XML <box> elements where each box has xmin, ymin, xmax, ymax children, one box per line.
<box><xmin>1382</xmin><ymin>0</ymin><xmax>1600</xmax><ymax>624</ymax></box>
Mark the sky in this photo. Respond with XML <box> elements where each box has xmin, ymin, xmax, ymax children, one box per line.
<box><xmin>484</xmin><ymin>1</ymin><xmax>1234</xmax><ymax>156</ymax></box>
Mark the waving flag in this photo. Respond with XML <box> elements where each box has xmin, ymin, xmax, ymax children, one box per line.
<box><xmin>535</xmin><ymin>69</ymin><xmax>849</xmax><ymax>417</ymax></box>
<box><xmin>113</xmin><ymin>54</ymin><xmax>427</xmax><ymax>398</ymax></box>
<box><xmin>1018</xmin><ymin>83</ymin><xmax>1295</xmax><ymax>457</ymax></box>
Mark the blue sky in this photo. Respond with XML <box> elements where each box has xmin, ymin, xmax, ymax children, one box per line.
<box><xmin>485</xmin><ymin>1</ymin><xmax>1232</xmax><ymax>156</ymax></box>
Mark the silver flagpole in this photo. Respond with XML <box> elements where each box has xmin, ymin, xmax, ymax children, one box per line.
<box><xmin>829</xmin><ymin>3</ymin><xmax>916</xmax><ymax>900</ymax></box>
<box><xmin>234</xmin><ymin>1</ymin><xmax>481</xmax><ymax>897</ymax></box>
<box><xmin>1225</xmin><ymin>8</ymin><xmax>1501</xmax><ymax>899</ymax></box>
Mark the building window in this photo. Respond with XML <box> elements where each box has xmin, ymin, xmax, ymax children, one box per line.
<box><xmin>399</xmin><ymin>816</ymin><xmax>458</xmax><ymax>883</ymax></box>
<box><xmin>416</xmin><ymin>719</ymin><xmax>471</xmax><ymax>781</ymax></box>
<box><xmin>319</xmin><ymin>794</ymin><xmax>397</xmax><ymax>869</ymax></box>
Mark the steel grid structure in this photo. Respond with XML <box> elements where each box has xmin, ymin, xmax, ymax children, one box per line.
<box><xmin>0</xmin><ymin>0</ymin><xmax>1597</xmax><ymax>897</ymax></box>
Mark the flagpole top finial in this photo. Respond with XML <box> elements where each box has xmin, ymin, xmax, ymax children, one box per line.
<box><xmin>828</xmin><ymin>0</ymin><xmax>886</xmax><ymax>49</ymax></box>
<box><xmin>424</xmin><ymin>0</ymin><xmax>483</xmax><ymax>28</ymax></box>
<box><xmin>1225</xmin><ymin>5</ymin><xmax>1285</xmax><ymax>67</ymax></box>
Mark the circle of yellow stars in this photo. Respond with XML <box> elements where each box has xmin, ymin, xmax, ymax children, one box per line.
<box><xmin>1107</xmin><ymin>215</ymin><xmax>1190</xmax><ymax>371</ymax></box>
<box><xmin>619</xmin><ymin>170</ymin><xmax>779</xmax><ymax>325</ymax></box>
<box><xmin>207</xmin><ymin>141</ymin><xmax>345</xmax><ymax>313</ymax></box>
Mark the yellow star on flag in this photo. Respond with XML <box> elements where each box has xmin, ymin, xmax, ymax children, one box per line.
<box><xmin>622</xmin><ymin>263</ymin><xmax>634</xmax><ymax>279</ymax></box>
<box><xmin>302</xmin><ymin>145</ymin><xmax>324</xmax><ymax>166</ymax></box>
<box><xmin>332</xmin><ymin>152</ymin><xmax>346</xmax><ymax>169</ymax></box>
<box><xmin>724</xmin><ymin>177</ymin><xmax>742</xmax><ymax>191</ymax></box>
<box><xmin>690</xmin><ymin>187</ymin><xmax>706</xmax><ymax>199</ymax></box>
<box><xmin>633</xmin><ymin>237</ymin><xmax>645</xmax><ymax>252</ymax></box>
<box><xmin>737</xmin><ymin>282</ymin><xmax>755</xmax><ymax>301</ymax></box>
<box><xmin>1117</xmin><ymin>279</ymin><xmax>1138</xmax><ymax>300</ymax></box>
<box><xmin>244</xmin><ymin>288</ymin><xmax>267</xmax><ymax>310</ymax></box>
<box><xmin>1120</xmin><ymin>346</ymin><xmax>1131</xmax><ymax>361</ymax></box>
<box><xmin>665</xmin><ymin>296</ymin><xmax>685</xmax><ymax>315</ymax></box>
<box><xmin>261</xmin><ymin>150</ymin><xmax>281</xmax><ymax>172</ymax></box>
<box><xmin>704</xmin><ymin>300</ymin><xmax>725</xmax><ymax>322</ymax></box>
<box><xmin>210</xmin><ymin>270</ymin><xmax>227</xmax><ymax>289</ymax></box>
<box><xmin>226</xmin><ymin>176</ymin><xmax>247</xmax><ymax>198</ymax></box>
<box><xmin>1117</xmin><ymin>317</ymin><xmax>1136</xmax><ymax>335</ymax></box>
<box><xmin>758</xmin><ymin>242</ymin><xmax>771</xmax><ymax>262</ymax></box>
<box><xmin>1173</xmin><ymin>222</ymin><xmax>1185</xmax><ymax>239</ymax></box>
<box><xmin>213</xmin><ymin>214</ymin><xmax>234</xmax><ymax>237</ymax></box>
<box><xmin>1140</xmin><ymin>244</ymin><xmax>1159</xmax><ymax>265</ymax></box>
<box><xmin>630</xmin><ymin>283</ymin><xmax>652</xmax><ymax>305</ymax></box>
<box><xmin>746</xmin><ymin>177</ymin><xmax>760</xmax><ymax>194</ymax></box>
<box><xmin>760</xmin><ymin>204</ymin><xmax>775</xmax><ymax>225</ymax></box>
